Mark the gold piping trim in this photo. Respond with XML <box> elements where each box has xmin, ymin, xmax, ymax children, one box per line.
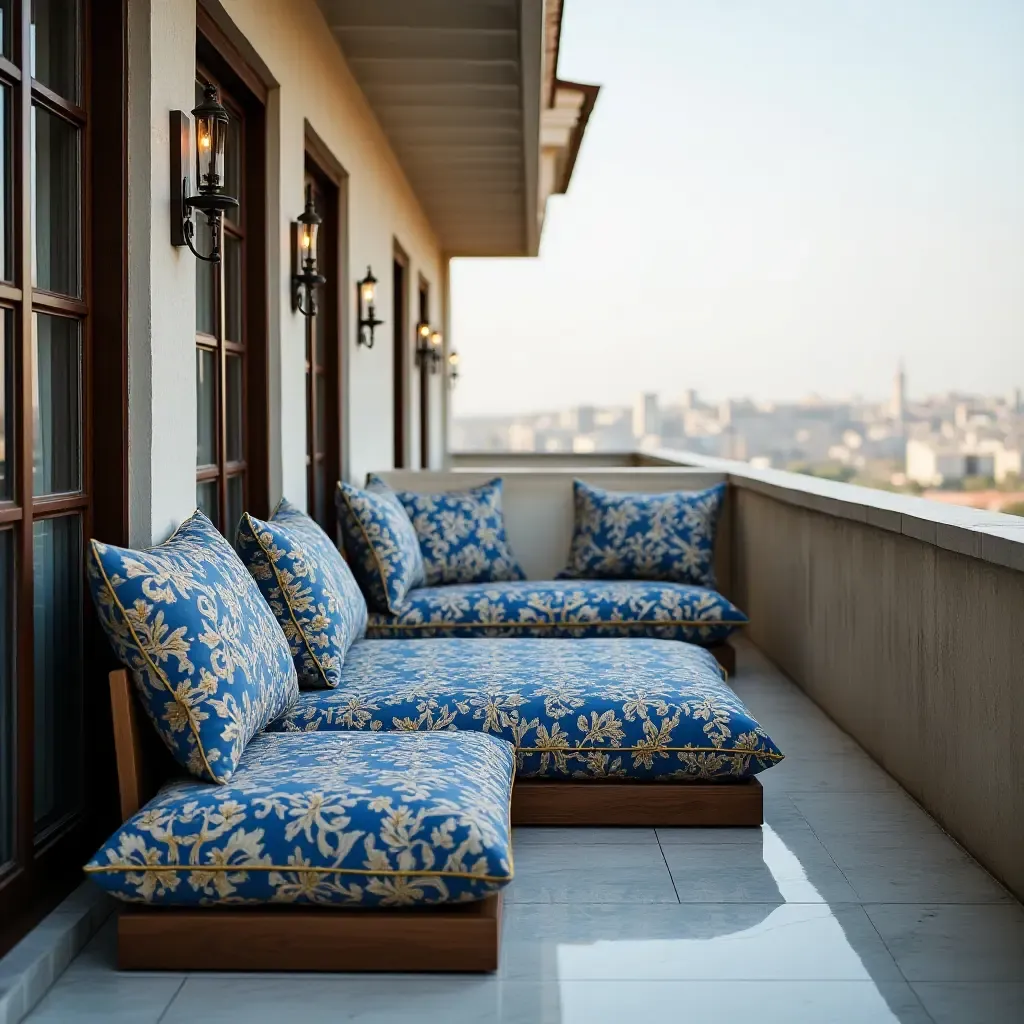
<box><xmin>83</xmin><ymin>863</ymin><xmax>513</xmax><ymax>884</ymax></box>
<box><xmin>89</xmin><ymin>531</ymin><xmax>219</xmax><ymax>784</ymax></box>
<box><xmin>514</xmin><ymin>745</ymin><xmax>782</xmax><ymax>759</ymax></box>
<box><xmin>336</xmin><ymin>483</ymin><xmax>403</xmax><ymax>616</ymax></box>
<box><xmin>242</xmin><ymin>512</ymin><xmax>331</xmax><ymax>690</ymax></box>
<box><xmin>366</xmin><ymin>619</ymin><xmax>748</xmax><ymax>632</ymax></box>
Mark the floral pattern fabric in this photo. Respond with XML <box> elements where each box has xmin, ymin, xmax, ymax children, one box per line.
<box><xmin>236</xmin><ymin>499</ymin><xmax>368</xmax><ymax>690</ymax></box>
<box><xmin>87</xmin><ymin>511</ymin><xmax>298</xmax><ymax>784</ymax></box>
<box><xmin>365</xmin><ymin>579</ymin><xmax>746</xmax><ymax>645</ymax></box>
<box><xmin>336</xmin><ymin>480</ymin><xmax>425</xmax><ymax>614</ymax></box>
<box><xmin>371</xmin><ymin>475</ymin><xmax>525</xmax><ymax>587</ymax></box>
<box><xmin>85</xmin><ymin>731</ymin><xmax>515</xmax><ymax>907</ymax></box>
<box><xmin>562</xmin><ymin>480</ymin><xmax>726</xmax><ymax>587</ymax></box>
<box><xmin>270</xmin><ymin>637</ymin><xmax>783</xmax><ymax>781</ymax></box>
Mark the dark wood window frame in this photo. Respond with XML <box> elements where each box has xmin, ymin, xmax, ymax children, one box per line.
<box><xmin>194</xmin><ymin>14</ymin><xmax>270</xmax><ymax>529</ymax></box>
<box><xmin>417</xmin><ymin>275</ymin><xmax>430</xmax><ymax>469</ymax></box>
<box><xmin>0</xmin><ymin>0</ymin><xmax>130</xmax><ymax>947</ymax></box>
<box><xmin>392</xmin><ymin>240</ymin><xmax>408</xmax><ymax>469</ymax></box>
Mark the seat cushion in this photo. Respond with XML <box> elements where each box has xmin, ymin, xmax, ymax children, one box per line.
<box><xmin>84</xmin><ymin>731</ymin><xmax>514</xmax><ymax>907</ymax></box>
<box><xmin>365</xmin><ymin>579</ymin><xmax>747</xmax><ymax>645</ymax></box>
<box><xmin>236</xmin><ymin>499</ymin><xmax>368</xmax><ymax>689</ymax></box>
<box><xmin>371</xmin><ymin>474</ymin><xmax>525</xmax><ymax>586</ymax></box>
<box><xmin>562</xmin><ymin>480</ymin><xmax>726</xmax><ymax>587</ymax></box>
<box><xmin>87</xmin><ymin>511</ymin><xmax>298</xmax><ymax>784</ymax></box>
<box><xmin>336</xmin><ymin>480</ymin><xmax>425</xmax><ymax>613</ymax></box>
<box><xmin>269</xmin><ymin>638</ymin><xmax>783</xmax><ymax>781</ymax></box>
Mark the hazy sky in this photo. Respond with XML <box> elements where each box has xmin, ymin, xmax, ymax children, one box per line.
<box><xmin>450</xmin><ymin>0</ymin><xmax>1024</xmax><ymax>417</ymax></box>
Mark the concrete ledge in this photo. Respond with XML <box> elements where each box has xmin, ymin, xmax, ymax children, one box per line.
<box><xmin>0</xmin><ymin>885</ymin><xmax>112</xmax><ymax>1024</ymax></box>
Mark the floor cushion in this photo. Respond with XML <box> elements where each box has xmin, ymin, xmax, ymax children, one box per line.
<box><xmin>364</xmin><ymin>579</ymin><xmax>747</xmax><ymax>645</ymax></box>
<box><xmin>84</xmin><ymin>731</ymin><xmax>515</xmax><ymax>908</ymax></box>
<box><xmin>236</xmin><ymin>499</ymin><xmax>368</xmax><ymax>689</ymax></box>
<box><xmin>88</xmin><ymin>510</ymin><xmax>298</xmax><ymax>784</ymax></box>
<box><xmin>269</xmin><ymin>638</ymin><xmax>783</xmax><ymax>782</ymax></box>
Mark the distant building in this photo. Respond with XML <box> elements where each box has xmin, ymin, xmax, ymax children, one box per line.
<box><xmin>891</xmin><ymin>361</ymin><xmax>906</xmax><ymax>424</ymax></box>
<box><xmin>906</xmin><ymin>438</ymin><xmax>995</xmax><ymax>486</ymax></box>
<box><xmin>632</xmin><ymin>392</ymin><xmax>660</xmax><ymax>440</ymax></box>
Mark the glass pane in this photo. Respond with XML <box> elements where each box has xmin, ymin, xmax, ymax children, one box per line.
<box><xmin>33</xmin><ymin>514</ymin><xmax>83</xmax><ymax>836</ymax></box>
<box><xmin>225</xmin><ymin>474</ymin><xmax>243</xmax><ymax>538</ymax></box>
<box><xmin>224</xmin><ymin>114</ymin><xmax>241</xmax><ymax>224</ymax></box>
<box><xmin>225</xmin><ymin>353</ymin><xmax>242</xmax><ymax>463</ymax></box>
<box><xmin>0</xmin><ymin>528</ymin><xmax>13</xmax><ymax>864</ymax></box>
<box><xmin>196</xmin><ymin>479</ymin><xmax>218</xmax><ymax>523</ymax></box>
<box><xmin>0</xmin><ymin>86</ymin><xmax>12</xmax><ymax>281</ymax></box>
<box><xmin>31</xmin><ymin>0</ymin><xmax>81</xmax><ymax>103</ymax></box>
<box><xmin>224</xmin><ymin>234</ymin><xmax>242</xmax><ymax>342</ymax></box>
<box><xmin>32</xmin><ymin>105</ymin><xmax>81</xmax><ymax>297</ymax></box>
<box><xmin>0</xmin><ymin>0</ymin><xmax>11</xmax><ymax>61</ymax></box>
<box><xmin>314</xmin><ymin>459</ymin><xmax>328</xmax><ymax>530</ymax></box>
<box><xmin>314</xmin><ymin>296</ymin><xmax>327</xmax><ymax>367</ymax></box>
<box><xmin>196</xmin><ymin>347</ymin><xmax>216</xmax><ymax>467</ymax></box>
<box><xmin>195</xmin><ymin>216</ymin><xmax>216</xmax><ymax>336</ymax></box>
<box><xmin>0</xmin><ymin>309</ymin><xmax>12</xmax><ymax>499</ymax></box>
<box><xmin>32</xmin><ymin>314</ymin><xmax>81</xmax><ymax>496</ymax></box>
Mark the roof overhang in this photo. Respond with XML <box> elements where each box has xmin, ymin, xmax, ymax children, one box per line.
<box><xmin>317</xmin><ymin>0</ymin><xmax>598</xmax><ymax>258</ymax></box>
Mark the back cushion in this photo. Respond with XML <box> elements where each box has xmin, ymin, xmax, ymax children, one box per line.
<box><xmin>374</xmin><ymin>475</ymin><xmax>525</xmax><ymax>587</ymax></box>
<box><xmin>335</xmin><ymin>480</ymin><xmax>425</xmax><ymax>613</ymax></box>
<box><xmin>563</xmin><ymin>480</ymin><xmax>726</xmax><ymax>588</ymax></box>
<box><xmin>87</xmin><ymin>511</ymin><xmax>298</xmax><ymax>783</ymax></box>
<box><xmin>236</xmin><ymin>499</ymin><xmax>368</xmax><ymax>689</ymax></box>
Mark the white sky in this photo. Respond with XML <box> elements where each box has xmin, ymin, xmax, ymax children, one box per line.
<box><xmin>450</xmin><ymin>0</ymin><xmax>1024</xmax><ymax>417</ymax></box>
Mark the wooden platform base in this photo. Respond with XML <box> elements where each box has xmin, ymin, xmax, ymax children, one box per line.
<box><xmin>511</xmin><ymin>777</ymin><xmax>762</xmax><ymax>827</ymax></box>
<box><xmin>707</xmin><ymin>641</ymin><xmax>736</xmax><ymax>677</ymax></box>
<box><xmin>118</xmin><ymin>893</ymin><xmax>502</xmax><ymax>973</ymax></box>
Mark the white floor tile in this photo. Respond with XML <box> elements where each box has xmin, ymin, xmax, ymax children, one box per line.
<box><xmin>512</xmin><ymin>826</ymin><xmax>658</xmax><ymax>846</ymax></box>
<box><xmin>864</xmin><ymin>903</ymin><xmax>1024</xmax><ymax>982</ymax></box>
<box><xmin>791</xmin><ymin>790</ymin><xmax>943</xmax><ymax>836</ymax></box>
<box><xmin>26</xmin><ymin>974</ymin><xmax>184</xmax><ymax>1023</ymax></box>
<box><xmin>911</xmin><ymin>982</ymin><xmax>1024</xmax><ymax>1024</ymax></box>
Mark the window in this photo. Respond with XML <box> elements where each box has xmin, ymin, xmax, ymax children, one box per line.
<box><xmin>0</xmin><ymin>0</ymin><xmax>89</xmax><ymax>922</ymax></box>
<box><xmin>303</xmin><ymin>165</ymin><xmax>341</xmax><ymax>530</ymax></box>
<box><xmin>392</xmin><ymin>243</ymin><xmax>408</xmax><ymax>469</ymax></box>
<box><xmin>418</xmin><ymin>278</ymin><xmax>430</xmax><ymax>469</ymax></box>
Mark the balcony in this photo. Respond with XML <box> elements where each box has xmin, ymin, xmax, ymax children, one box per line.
<box><xmin>7</xmin><ymin>452</ymin><xmax>1022</xmax><ymax>1024</ymax></box>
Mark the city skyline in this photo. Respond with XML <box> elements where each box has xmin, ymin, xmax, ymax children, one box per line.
<box><xmin>450</xmin><ymin>0</ymin><xmax>1024</xmax><ymax>418</ymax></box>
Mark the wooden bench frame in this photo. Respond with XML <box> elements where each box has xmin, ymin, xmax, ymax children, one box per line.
<box><xmin>107</xmin><ymin>670</ymin><xmax>501</xmax><ymax>973</ymax></box>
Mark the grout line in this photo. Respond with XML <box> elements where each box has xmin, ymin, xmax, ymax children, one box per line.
<box><xmin>155</xmin><ymin>977</ymin><xmax>188</xmax><ymax>1024</ymax></box>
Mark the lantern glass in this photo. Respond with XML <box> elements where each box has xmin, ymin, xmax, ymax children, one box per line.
<box><xmin>418</xmin><ymin>322</ymin><xmax>430</xmax><ymax>340</ymax></box>
<box><xmin>301</xmin><ymin>221</ymin><xmax>319</xmax><ymax>266</ymax></box>
<box><xmin>196</xmin><ymin>111</ymin><xmax>226</xmax><ymax>191</ymax></box>
<box><xmin>430</xmin><ymin>331</ymin><xmax>442</xmax><ymax>349</ymax></box>
<box><xmin>361</xmin><ymin>278</ymin><xmax>376</xmax><ymax>306</ymax></box>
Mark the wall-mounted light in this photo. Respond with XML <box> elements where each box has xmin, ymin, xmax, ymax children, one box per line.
<box><xmin>357</xmin><ymin>267</ymin><xmax>383</xmax><ymax>347</ymax></box>
<box><xmin>416</xmin><ymin>323</ymin><xmax>443</xmax><ymax>373</ymax></box>
<box><xmin>447</xmin><ymin>350</ymin><xmax>460</xmax><ymax>386</ymax></box>
<box><xmin>170</xmin><ymin>85</ymin><xmax>239</xmax><ymax>263</ymax></box>
<box><xmin>292</xmin><ymin>184</ymin><xmax>325</xmax><ymax>317</ymax></box>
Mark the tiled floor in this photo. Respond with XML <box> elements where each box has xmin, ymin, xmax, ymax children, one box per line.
<box><xmin>25</xmin><ymin>640</ymin><xmax>1024</xmax><ymax>1023</ymax></box>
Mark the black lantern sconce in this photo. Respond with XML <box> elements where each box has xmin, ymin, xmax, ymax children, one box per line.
<box><xmin>415</xmin><ymin>323</ymin><xmax>443</xmax><ymax>373</ymax></box>
<box><xmin>447</xmin><ymin>350</ymin><xmax>460</xmax><ymax>386</ymax></box>
<box><xmin>357</xmin><ymin>267</ymin><xmax>383</xmax><ymax>347</ymax></box>
<box><xmin>170</xmin><ymin>84</ymin><xmax>239</xmax><ymax>263</ymax></box>
<box><xmin>292</xmin><ymin>184</ymin><xmax>325</xmax><ymax>316</ymax></box>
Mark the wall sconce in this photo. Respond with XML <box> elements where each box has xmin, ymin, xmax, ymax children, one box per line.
<box><xmin>416</xmin><ymin>323</ymin><xmax>443</xmax><ymax>373</ymax></box>
<box><xmin>447</xmin><ymin>351</ymin><xmax>460</xmax><ymax>386</ymax></box>
<box><xmin>292</xmin><ymin>184</ymin><xmax>325</xmax><ymax>317</ymax></box>
<box><xmin>357</xmin><ymin>266</ymin><xmax>383</xmax><ymax>347</ymax></box>
<box><xmin>170</xmin><ymin>84</ymin><xmax>239</xmax><ymax>263</ymax></box>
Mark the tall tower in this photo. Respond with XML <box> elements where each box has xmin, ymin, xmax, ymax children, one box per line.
<box><xmin>891</xmin><ymin>360</ymin><xmax>906</xmax><ymax>424</ymax></box>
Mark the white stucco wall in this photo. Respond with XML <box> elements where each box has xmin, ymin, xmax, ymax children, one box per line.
<box><xmin>126</xmin><ymin>0</ymin><xmax>447</xmax><ymax>543</ymax></box>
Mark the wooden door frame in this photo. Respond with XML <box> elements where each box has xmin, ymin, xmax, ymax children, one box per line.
<box><xmin>392</xmin><ymin>240</ymin><xmax>409</xmax><ymax>469</ymax></box>
<box><xmin>417</xmin><ymin>275</ymin><xmax>430</xmax><ymax>469</ymax></box>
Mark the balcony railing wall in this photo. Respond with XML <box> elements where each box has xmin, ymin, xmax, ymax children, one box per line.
<box><xmin>450</xmin><ymin>449</ymin><xmax>1024</xmax><ymax>900</ymax></box>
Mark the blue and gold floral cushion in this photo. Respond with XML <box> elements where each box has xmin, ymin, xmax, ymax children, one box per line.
<box><xmin>269</xmin><ymin>638</ymin><xmax>783</xmax><ymax>781</ymax></box>
<box><xmin>236</xmin><ymin>499</ymin><xmax>368</xmax><ymax>690</ymax></box>
<box><xmin>562</xmin><ymin>480</ymin><xmax>726</xmax><ymax>587</ymax></box>
<box><xmin>371</xmin><ymin>475</ymin><xmax>525</xmax><ymax>587</ymax></box>
<box><xmin>84</xmin><ymin>731</ymin><xmax>514</xmax><ymax>907</ymax></box>
<box><xmin>364</xmin><ymin>578</ymin><xmax>746</xmax><ymax>645</ymax></box>
<box><xmin>87</xmin><ymin>511</ymin><xmax>298</xmax><ymax>784</ymax></box>
<box><xmin>335</xmin><ymin>480</ymin><xmax>425</xmax><ymax>614</ymax></box>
